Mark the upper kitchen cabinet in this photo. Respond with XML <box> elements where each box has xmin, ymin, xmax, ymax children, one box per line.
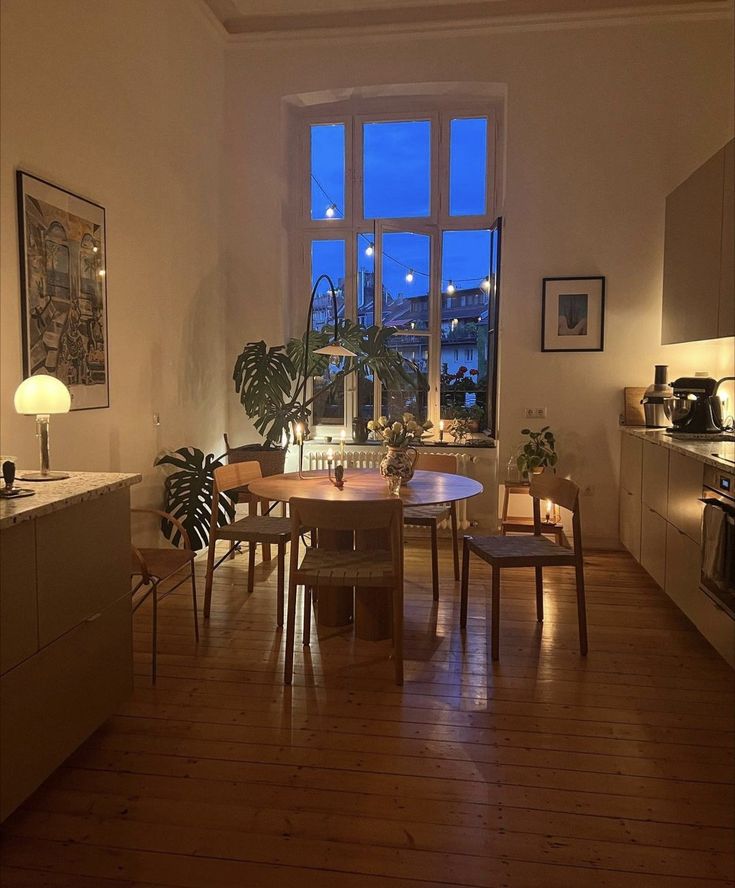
<box><xmin>662</xmin><ymin>139</ymin><xmax>734</xmax><ymax>344</ymax></box>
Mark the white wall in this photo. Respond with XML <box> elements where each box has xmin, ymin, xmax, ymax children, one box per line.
<box><xmin>222</xmin><ymin>14</ymin><xmax>734</xmax><ymax>545</ymax></box>
<box><xmin>0</xmin><ymin>0</ymin><xmax>227</xmax><ymax>507</ymax></box>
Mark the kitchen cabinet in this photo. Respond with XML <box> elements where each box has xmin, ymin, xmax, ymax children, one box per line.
<box><xmin>667</xmin><ymin>451</ymin><xmax>704</xmax><ymax>544</ymax></box>
<box><xmin>642</xmin><ymin>441</ymin><xmax>669</xmax><ymax>518</ymax></box>
<box><xmin>620</xmin><ymin>486</ymin><xmax>642</xmax><ymax>560</ymax></box>
<box><xmin>662</xmin><ymin>139</ymin><xmax>734</xmax><ymax>344</ymax></box>
<box><xmin>641</xmin><ymin>505</ymin><xmax>667</xmax><ymax>588</ymax></box>
<box><xmin>621</xmin><ymin>434</ymin><xmax>643</xmax><ymax>498</ymax></box>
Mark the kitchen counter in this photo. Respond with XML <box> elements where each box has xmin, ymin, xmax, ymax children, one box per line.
<box><xmin>0</xmin><ymin>471</ymin><xmax>141</xmax><ymax>530</ymax></box>
<box><xmin>620</xmin><ymin>427</ymin><xmax>735</xmax><ymax>473</ymax></box>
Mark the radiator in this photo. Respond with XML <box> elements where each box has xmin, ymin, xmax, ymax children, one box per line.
<box><xmin>306</xmin><ymin>449</ymin><xmax>480</xmax><ymax>530</ymax></box>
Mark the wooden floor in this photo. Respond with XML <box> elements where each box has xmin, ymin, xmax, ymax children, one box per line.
<box><xmin>1</xmin><ymin>541</ymin><xmax>734</xmax><ymax>887</ymax></box>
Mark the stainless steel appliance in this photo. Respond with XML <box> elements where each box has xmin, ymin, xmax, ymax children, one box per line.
<box><xmin>640</xmin><ymin>364</ymin><xmax>672</xmax><ymax>428</ymax></box>
<box><xmin>701</xmin><ymin>465</ymin><xmax>735</xmax><ymax>619</ymax></box>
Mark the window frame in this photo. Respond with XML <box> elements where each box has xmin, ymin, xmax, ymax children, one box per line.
<box><xmin>295</xmin><ymin>102</ymin><xmax>500</xmax><ymax>436</ymax></box>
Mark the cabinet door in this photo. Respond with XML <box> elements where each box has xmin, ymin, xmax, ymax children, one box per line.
<box><xmin>667</xmin><ymin>451</ymin><xmax>704</xmax><ymax>544</ymax></box>
<box><xmin>642</xmin><ymin>441</ymin><xmax>669</xmax><ymax>518</ymax></box>
<box><xmin>620</xmin><ymin>486</ymin><xmax>641</xmax><ymax>561</ymax></box>
<box><xmin>0</xmin><ymin>522</ymin><xmax>38</xmax><ymax>675</ymax></box>
<box><xmin>719</xmin><ymin>139</ymin><xmax>734</xmax><ymax>338</ymax></box>
<box><xmin>620</xmin><ymin>434</ymin><xmax>643</xmax><ymax>499</ymax></box>
<box><xmin>641</xmin><ymin>506</ymin><xmax>667</xmax><ymax>588</ymax></box>
<box><xmin>662</xmin><ymin>147</ymin><xmax>724</xmax><ymax>344</ymax></box>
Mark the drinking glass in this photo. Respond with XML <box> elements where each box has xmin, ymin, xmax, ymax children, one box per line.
<box><xmin>386</xmin><ymin>475</ymin><xmax>402</xmax><ymax>496</ymax></box>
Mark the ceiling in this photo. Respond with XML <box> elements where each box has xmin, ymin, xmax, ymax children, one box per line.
<box><xmin>202</xmin><ymin>0</ymin><xmax>729</xmax><ymax>36</ymax></box>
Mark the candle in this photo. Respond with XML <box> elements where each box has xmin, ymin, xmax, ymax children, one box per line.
<box><xmin>544</xmin><ymin>499</ymin><xmax>552</xmax><ymax>523</ymax></box>
<box><xmin>295</xmin><ymin>422</ymin><xmax>303</xmax><ymax>445</ymax></box>
<box><xmin>340</xmin><ymin>429</ymin><xmax>346</xmax><ymax>463</ymax></box>
<box><xmin>327</xmin><ymin>447</ymin><xmax>334</xmax><ymax>463</ymax></box>
<box><xmin>439</xmin><ymin>420</ymin><xmax>444</xmax><ymax>443</ymax></box>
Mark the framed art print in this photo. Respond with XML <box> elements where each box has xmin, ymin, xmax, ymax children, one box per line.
<box><xmin>541</xmin><ymin>276</ymin><xmax>605</xmax><ymax>352</ymax></box>
<box><xmin>16</xmin><ymin>170</ymin><xmax>109</xmax><ymax>409</ymax></box>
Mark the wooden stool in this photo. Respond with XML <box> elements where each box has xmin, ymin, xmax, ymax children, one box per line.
<box><xmin>501</xmin><ymin>482</ymin><xmax>567</xmax><ymax>546</ymax></box>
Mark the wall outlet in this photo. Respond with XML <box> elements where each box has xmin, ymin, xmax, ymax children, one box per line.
<box><xmin>523</xmin><ymin>407</ymin><xmax>548</xmax><ymax>419</ymax></box>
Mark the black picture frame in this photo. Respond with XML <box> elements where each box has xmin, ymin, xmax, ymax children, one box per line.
<box><xmin>16</xmin><ymin>170</ymin><xmax>110</xmax><ymax>410</ymax></box>
<box><xmin>541</xmin><ymin>275</ymin><xmax>605</xmax><ymax>353</ymax></box>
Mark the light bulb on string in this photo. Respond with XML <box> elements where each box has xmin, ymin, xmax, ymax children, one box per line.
<box><xmin>365</xmin><ymin>242</ymin><xmax>374</xmax><ymax>257</ymax></box>
<box><xmin>325</xmin><ymin>204</ymin><xmax>336</xmax><ymax>218</ymax></box>
<box><xmin>446</xmin><ymin>280</ymin><xmax>455</xmax><ymax>295</ymax></box>
<box><xmin>481</xmin><ymin>276</ymin><xmax>491</xmax><ymax>292</ymax></box>
<box><xmin>405</xmin><ymin>269</ymin><xmax>414</xmax><ymax>284</ymax></box>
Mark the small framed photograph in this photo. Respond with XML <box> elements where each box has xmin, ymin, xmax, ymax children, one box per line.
<box><xmin>541</xmin><ymin>276</ymin><xmax>605</xmax><ymax>352</ymax></box>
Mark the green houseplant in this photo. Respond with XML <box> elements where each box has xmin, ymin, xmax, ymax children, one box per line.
<box><xmin>516</xmin><ymin>426</ymin><xmax>558</xmax><ymax>478</ymax></box>
<box><xmin>233</xmin><ymin>319</ymin><xmax>422</xmax><ymax>448</ymax></box>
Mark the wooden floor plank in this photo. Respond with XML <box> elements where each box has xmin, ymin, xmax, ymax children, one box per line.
<box><xmin>2</xmin><ymin>544</ymin><xmax>733</xmax><ymax>887</ymax></box>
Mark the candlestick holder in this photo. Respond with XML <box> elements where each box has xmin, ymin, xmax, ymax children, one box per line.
<box><xmin>327</xmin><ymin>459</ymin><xmax>345</xmax><ymax>489</ymax></box>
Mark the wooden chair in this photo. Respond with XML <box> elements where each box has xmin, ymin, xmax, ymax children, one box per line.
<box><xmin>284</xmin><ymin>497</ymin><xmax>404</xmax><ymax>686</ymax></box>
<box><xmin>130</xmin><ymin>508</ymin><xmax>199</xmax><ymax>683</ymax></box>
<box><xmin>203</xmin><ymin>461</ymin><xmax>291</xmax><ymax>625</ymax></box>
<box><xmin>460</xmin><ymin>472</ymin><xmax>588</xmax><ymax>661</ymax></box>
<box><xmin>403</xmin><ymin>452</ymin><xmax>460</xmax><ymax>601</ymax></box>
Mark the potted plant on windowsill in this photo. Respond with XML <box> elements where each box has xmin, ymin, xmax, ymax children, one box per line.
<box><xmin>232</xmin><ymin>319</ymin><xmax>422</xmax><ymax>454</ymax></box>
<box><xmin>516</xmin><ymin>426</ymin><xmax>558</xmax><ymax>478</ymax></box>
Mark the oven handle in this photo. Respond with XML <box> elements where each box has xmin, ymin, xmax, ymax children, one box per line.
<box><xmin>700</xmin><ymin>496</ymin><xmax>735</xmax><ymax>517</ymax></box>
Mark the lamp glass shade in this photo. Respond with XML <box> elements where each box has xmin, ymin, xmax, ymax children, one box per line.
<box><xmin>314</xmin><ymin>342</ymin><xmax>357</xmax><ymax>358</ymax></box>
<box><xmin>14</xmin><ymin>375</ymin><xmax>71</xmax><ymax>415</ymax></box>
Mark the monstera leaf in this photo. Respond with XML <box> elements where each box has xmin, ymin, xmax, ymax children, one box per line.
<box><xmin>155</xmin><ymin>448</ymin><xmax>235</xmax><ymax>551</ymax></box>
<box><xmin>233</xmin><ymin>341</ymin><xmax>296</xmax><ymax>417</ymax></box>
<box><xmin>342</xmin><ymin>321</ymin><xmax>426</xmax><ymax>391</ymax></box>
<box><xmin>286</xmin><ymin>327</ymin><xmax>332</xmax><ymax>379</ymax></box>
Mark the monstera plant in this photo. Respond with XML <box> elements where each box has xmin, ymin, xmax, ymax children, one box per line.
<box><xmin>233</xmin><ymin>319</ymin><xmax>423</xmax><ymax>448</ymax></box>
<box><xmin>155</xmin><ymin>447</ymin><xmax>236</xmax><ymax>550</ymax></box>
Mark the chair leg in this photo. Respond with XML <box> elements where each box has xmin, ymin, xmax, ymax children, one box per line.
<box><xmin>284</xmin><ymin>578</ymin><xmax>299</xmax><ymax>686</ymax></box>
<box><xmin>450</xmin><ymin>503</ymin><xmax>460</xmax><ymax>581</ymax></box>
<box><xmin>430</xmin><ymin>521</ymin><xmax>439</xmax><ymax>602</ymax></box>
<box><xmin>247</xmin><ymin>542</ymin><xmax>256</xmax><ymax>594</ymax></box>
<box><xmin>575</xmin><ymin>559</ymin><xmax>589</xmax><ymax>656</ymax></box>
<box><xmin>392</xmin><ymin>584</ymin><xmax>404</xmax><ymax>686</ymax></box>
<box><xmin>191</xmin><ymin>564</ymin><xmax>200</xmax><ymax>642</ymax></box>
<box><xmin>151</xmin><ymin>582</ymin><xmax>159</xmax><ymax>684</ymax></box>
<box><xmin>303</xmin><ymin>586</ymin><xmax>312</xmax><ymax>646</ymax></box>
<box><xmin>460</xmin><ymin>539</ymin><xmax>471</xmax><ymax>629</ymax></box>
<box><xmin>535</xmin><ymin>566</ymin><xmax>544</xmax><ymax>623</ymax></box>
<box><xmin>276</xmin><ymin>541</ymin><xmax>285</xmax><ymax>628</ymax></box>
<box><xmin>491</xmin><ymin>567</ymin><xmax>500</xmax><ymax>661</ymax></box>
<box><xmin>203</xmin><ymin>534</ymin><xmax>217</xmax><ymax>619</ymax></box>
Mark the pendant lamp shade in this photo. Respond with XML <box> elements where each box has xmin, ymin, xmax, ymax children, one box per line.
<box><xmin>314</xmin><ymin>342</ymin><xmax>357</xmax><ymax>358</ymax></box>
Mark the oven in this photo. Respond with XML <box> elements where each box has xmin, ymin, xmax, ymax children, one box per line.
<box><xmin>701</xmin><ymin>466</ymin><xmax>735</xmax><ymax>618</ymax></box>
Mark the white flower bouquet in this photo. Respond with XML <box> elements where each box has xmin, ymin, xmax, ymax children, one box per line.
<box><xmin>367</xmin><ymin>413</ymin><xmax>433</xmax><ymax>448</ymax></box>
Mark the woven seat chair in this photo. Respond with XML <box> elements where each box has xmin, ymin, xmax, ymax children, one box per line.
<box><xmin>131</xmin><ymin>508</ymin><xmax>199</xmax><ymax>683</ymax></box>
<box><xmin>403</xmin><ymin>452</ymin><xmax>460</xmax><ymax>601</ymax></box>
<box><xmin>460</xmin><ymin>472</ymin><xmax>588</xmax><ymax>661</ymax></box>
<box><xmin>284</xmin><ymin>496</ymin><xmax>404</xmax><ymax>686</ymax></box>
<box><xmin>203</xmin><ymin>461</ymin><xmax>291</xmax><ymax>626</ymax></box>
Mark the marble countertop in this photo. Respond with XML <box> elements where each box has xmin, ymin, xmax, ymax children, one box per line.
<box><xmin>0</xmin><ymin>471</ymin><xmax>142</xmax><ymax>530</ymax></box>
<box><xmin>620</xmin><ymin>427</ymin><xmax>735</xmax><ymax>473</ymax></box>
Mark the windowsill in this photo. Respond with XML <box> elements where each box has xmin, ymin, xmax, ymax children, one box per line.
<box><xmin>301</xmin><ymin>437</ymin><xmax>496</xmax><ymax>449</ymax></box>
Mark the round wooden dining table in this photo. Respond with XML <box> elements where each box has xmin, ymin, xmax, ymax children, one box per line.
<box><xmin>248</xmin><ymin>469</ymin><xmax>483</xmax><ymax>640</ymax></box>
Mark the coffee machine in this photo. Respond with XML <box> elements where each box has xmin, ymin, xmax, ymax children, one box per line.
<box><xmin>665</xmin><ymin>376</ymin><xmax>728</xmax><ymax>437</ymax></box>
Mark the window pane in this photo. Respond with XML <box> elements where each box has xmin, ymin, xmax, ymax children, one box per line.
<box><xmin>311</xmin><ymin>239</ymin><xmax>345</xmax><ymax>425</ymax></box>
<box><xmin>449</xmin><ymin>118</ymin><xmax>487</xmax><ymax>216</ymax></box>
<box><xmin>311</xmin><ymin>124</ymin><xmax>345</xmax><ymax>220</ymax></box>
<box><xmin>381</xmin><ymin>231</ymin><xmax>430</xmax><ymax>331</ymax></box>
<box><xmin>363</xmin><ymin>120</ymin><xmax>430</xmax><ymax>219</ymax></box>
<box><xmin>357</xmin><ymin>233</ymin><xmax>375</xmax><ymax>419</ymax></box>
<box><xmin>381</xmin><ymin>334</ymin><xmax>429</xmax><ymax>422</ymax></box>
<box><xmin>440</xmin><ymin>230</ymin><xmax>491</xmax><ymax>427</ymax></box>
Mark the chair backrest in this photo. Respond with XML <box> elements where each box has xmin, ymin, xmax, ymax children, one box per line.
<box><xmin>415</xmin><ymin>452</ymin><xmax>458</xmax><ymax>474</ymax></box>
<box><xmin>213</xmin><ymin>460</ymin><xmax>262</xmax><ymax>496</ymax></box>
<box><xmin>529</xmin><ymin>472</ymin><xmax>583</xmax><ymax>557</ymax></box>
<box><xmin>289</xmin><ymin>496</ymin><xmax>403</xmax><ymax>534</ymax></box>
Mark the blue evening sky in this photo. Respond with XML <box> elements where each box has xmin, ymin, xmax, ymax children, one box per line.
<box><xmin>311</xmin><ymin>118</ymin><xmax>491</xmax><ymax>299</ymax></box>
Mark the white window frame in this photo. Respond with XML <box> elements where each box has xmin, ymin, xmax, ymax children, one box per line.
<box><xmin>294</xmin><ymin>101</ymin><xmax>499</xmax><ymax>434</ymax></box>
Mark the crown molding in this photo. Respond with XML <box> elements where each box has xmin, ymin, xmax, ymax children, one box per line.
<box><xmin>219</xmin><ymin>1</ymin><xmax>732</xmax><ymax>44</ymax></box>
<box><xmin>196</xmin><ymin>0</ymin><xmax>231</xmax><ymax>39</ymax></box>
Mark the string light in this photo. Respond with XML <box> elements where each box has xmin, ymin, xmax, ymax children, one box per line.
<box><xmin>446</xmin><ymin>280</ymin><xmax>455</xmax><ymax>295</ymax></box>
<box><xmin>365</xmin><ymin>242</ymin><xmax>374</xmax><ymax>257</ymax></box>
<box><xmin>325</xmin><ymin>204</ymin><xmax>336</xmax><ymax>218</ymax></box>
<box><xmin>482</xmin><ymin>276</ymin><xmax>491</xmax><ymax>291</ymax></box>
<box><xmin>405</xmin><ymin>269</ymin><xmax>414</xmax><ymax>283</ymax></box>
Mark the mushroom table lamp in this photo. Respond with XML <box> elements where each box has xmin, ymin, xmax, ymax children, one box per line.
<box><xmin>14</xmin><ymin>375</ymin><xmax>71</xmax><ymax>480</ymax></box>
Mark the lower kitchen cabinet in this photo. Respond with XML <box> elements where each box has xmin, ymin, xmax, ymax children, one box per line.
<box><xmin>641</xmin><ymin>505</ymin><xmax>667</xmax><ymax>589</ymax></box>
<box><xmin>620</xmin><ymin>486</ymin><xmax>641</xmax><ymax>560</ymax></box>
